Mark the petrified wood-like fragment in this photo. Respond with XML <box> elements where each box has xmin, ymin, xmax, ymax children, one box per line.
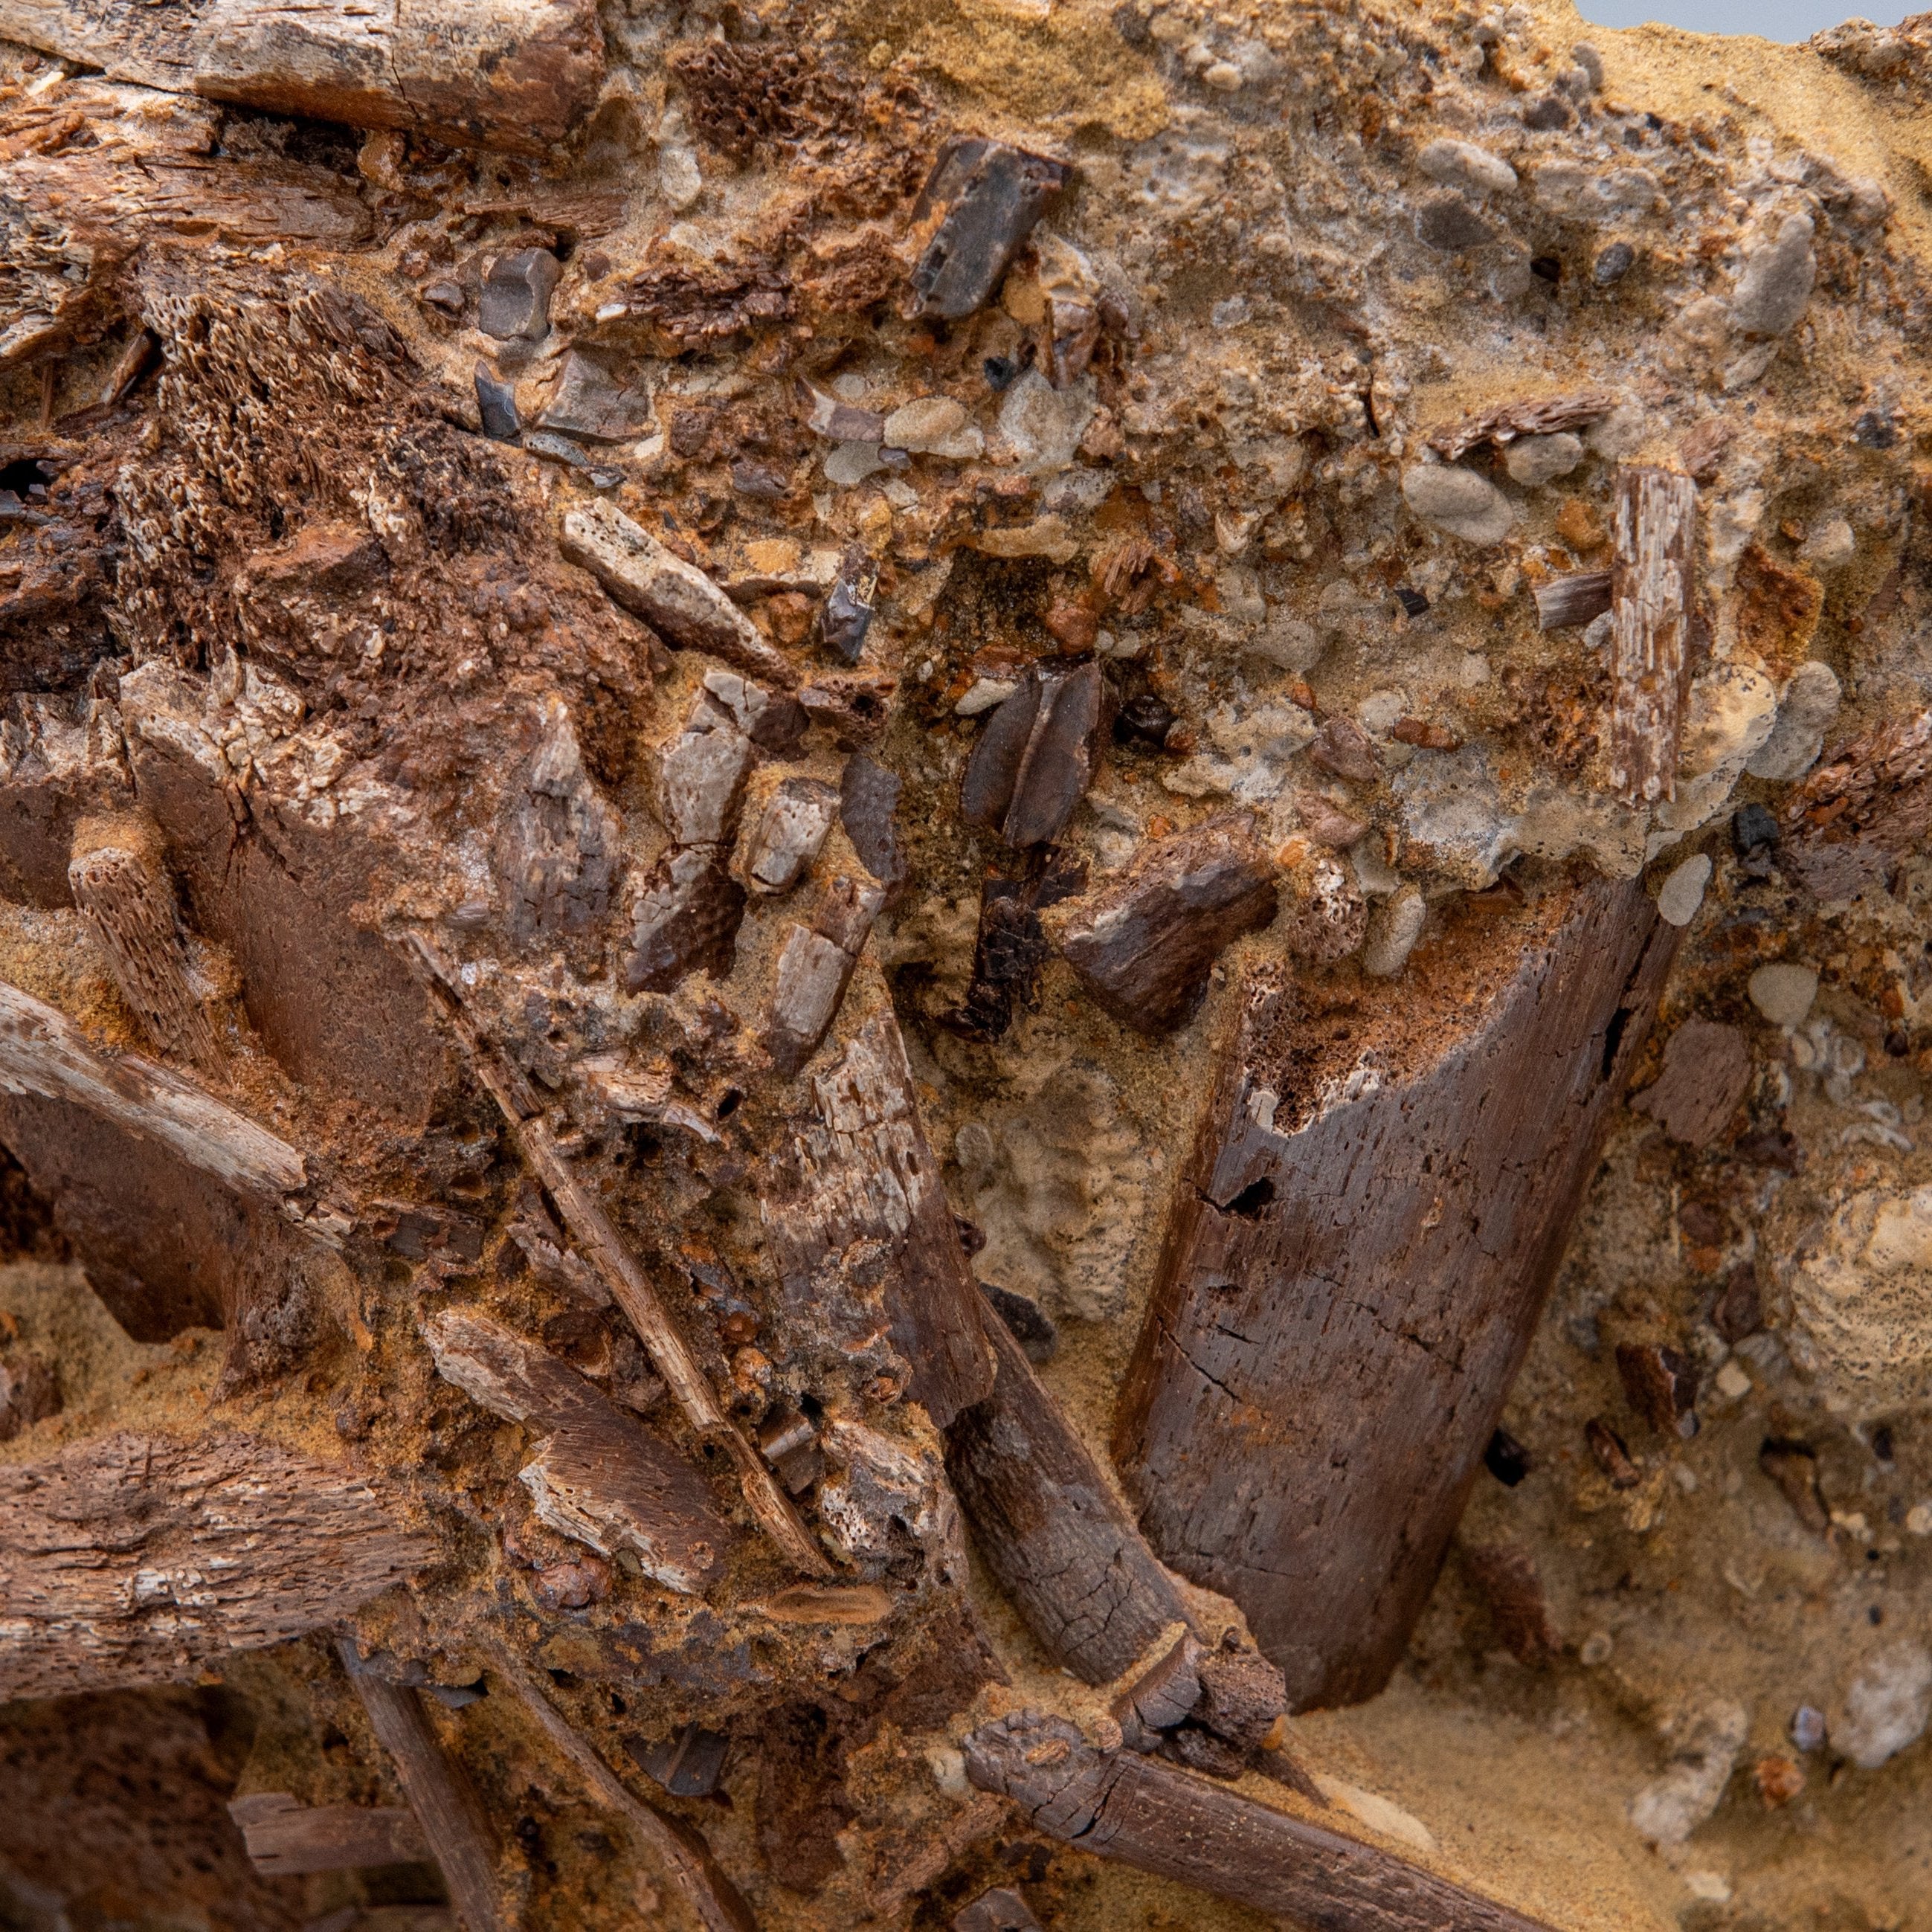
<box><xmin>0</xmin><ymin>0</ymin><xmax>605</xmax><ymax>155</ymax></box>
<box><xmin>1533</xmin><ymin>570</ymin><xmax>1614</xmax><ymax>632</ymax></box>
<box><xmin>965</xmin><ymin>1710</ymin><xmax>1557</xmax><ymax>1932</ymax></box>
<box><xmin>763</xmin><ymin>876</ymin><xmax>884</xmax><ymax>1075</ymax></box>
<box><xmin>227</xmin><ymin>1792</ymin><xmax>431</xmax><ymax>1875</ymax></box>
<box><xmin>1429</xmin><ymin>390</ymin><xmax>1617</xmax><ymax>462</ymax></box>
<box><xmin>67</xmin><ymin>816</ymin><xmax>225</xmax><ymax>1076</ymax></box>
<box><xmin>562</xmin><ymin>500</ymin><xmax>797</xmax><ymax>688</ymax></box>
<box><xmin>1609</xmin><ymin>466</ymin><xmax>1697</xmax><ymax>807</ymax></box>
<box><xmin>424</xmin><ymin>1309</ymin><xmax>738</xmax><ymax>1592</ymax></box>
<box><xmin>762</xmin><ymin>1009</ymin><xmax>993</xmax><ymax>1427</ymax></box>
<box><xmin>947</xmin><ymin>1285</ymin><xmax>1191</xmax><ymax>1684</ymax></box>
<box><xmin>1046</xmin><ymin>815</ymin><xmax>1277</xmax><ymax>1034</ymax></box>
<box><xmin>745</xmin><ymin>777</ymin><xmax>840</xmax><ymax>893</ymax></box>
<box><xmin>960</xmin><ymin>660</ymin><xmax>1104</xmax><ymax>849</ymax></box>
<box><xmin>499</xmin><ymin>698</ymin><xmax>622</xmax><ymax>948</ymax></box>
<box><xmin>966</xmin><ymin>1716</ymin><xmax>1553</xmax><ymax>1924</ymax></box>
<box><xmin>1778</xmin><ymin>707</ymin><xmax>1932</xmax><ymax>899</ymax></box>
<box><xmin>0</xmin><ymin>1433</ymin><xmax>428</xmax><ymax>1701</ymax></box>
<box><xmin>1115</xmin><ymin>880</ymin><xmax>1679</xmax><ymax>1709</ymax></box>
<box><xmin>338</xmin><ymin>1640</ymin><xmax>506</xmax><ymax>1932</ymax></box>
<box><xmin>0</xmin><ymin>977</ymin><xmax>304</xmax><ymax>1209</ymax></box>
<box><xmin>907</xmin><ymin>138</ymin><xmax>1072</xmax><ymax>321</ymax></box>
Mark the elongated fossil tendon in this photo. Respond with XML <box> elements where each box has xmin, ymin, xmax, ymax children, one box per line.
<box><xmin>0</xmin><ymin>3</ymin><xmax>1928</xmax><ymax>1929</ymax></box>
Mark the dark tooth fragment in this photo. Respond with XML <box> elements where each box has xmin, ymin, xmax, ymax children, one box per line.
<box><xmin>1484</xmin><ymin>1427</ymin><xmax>1533</xmax><ymax>1487</ymax></box>
<box><xmin>954</xmin><ymin>1886</ymin><xmax>1045</xmax><ymax>1932</ymax></box>
<box><xmin>1417</xmin><ymin>194</ymin><xmax>1492</xmax><ymax>251</ymax></box>
<box><xmin>474</xmin><ymin>363</ymin><xmax>520</xmax><ymax>442</ymax></box>
<box><xmin>1730</xmin><ymin>803</ymin><xmax>1780</xmax><ymax>856</ymax></box>
<box><xmin>730</xmin><ymin>460</ymin><xmax>790</xmax><ymax>498</ymax></box>
<box><xmin>1114</xmin><ymin>692</ymin><xmax>1176</xmax><ymax>749</ymax></box>
<box><xmin>817</xmin><ymin>546</ymin><xmax>878</xmax><ymax>665</ymax></box>
<box><xmin>1535</xmin><ymin>570</ymin><xmax>1614</xmax><ymax>631</ymax></box>
<box><xmin>622</xmin><ymin>848</ymin><xmax>746</xmax><ymax>993</ymax></box>
<box><xmin>627</xmin><ymin>1723</ymin><xmax>729</xmax><ymax>1799</ymax></box>
<box><xmin>1760</xmin><ymin>1434</ymin><xmax>1829</xmax><ymax>1532</ymax></box>
<box><xmin>839</xmin><ymin>755</ymin><xmax>907</xmax><ymax>892</ymax></box>
<box><xmin>981</xmin><ymin>1282</ymin><xmax>1057</xmax><ymax>1365</ymax></box>
<box><xmin>1853</xmin><ymin>409</ymin><xmax>1896</xmax><ymax>449</ymax></box>
<box><xmin>908</xmin><ymin>137</ymin><xmax>1072</xmax><ymax>320</ymax></box>
<box><xmin>1046</xmin><ymin>814</ymin><xmax>1277</xmax><ymax>1034</ymax></box>
<box><xmin>960</xmin><ymin>660</ymin><xmax>1104</xmax><ymax>849</ymax></box>
<box><xmin>479</xmin><ymin>248</ymin><xmax>561</xmax><ymax>342</ymax></box>
<box><xmin>1395</xmin><ymin>585</ymin><xmax>1430</xmax><ymax>616</ymax></box>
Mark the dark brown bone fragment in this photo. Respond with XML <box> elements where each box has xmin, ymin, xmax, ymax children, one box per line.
<box><xmin>1609</xmin><ymin>466</ymin><xmax>1697</xmax><ymax>807</ymax></box>
<box><xmin>963</xmin><ymin>1710</ymin><xmax>1559</xmax><ymax>1931</ymax></box>
<box><xmin>907</xmin><ymin>138</ymin><xmax>1072</xmax><ymax>320</ymax></box>
<box><xmin>424</xmin><ymin>1309</ymin><xmax>740</xmax><ymax>1592</ymax></box>
<box><xmin>338</xmin><ymin>1640</ymin><xmax>507</xmax><ymax>1932</ymax></box>
<box><xmin>1629</xmin><ymin>1016</ymin><xmax>1752</xmax><ymax>1147</ymax></box>
<box><xmin>1115</xmin><ymin>880</ymin><xmax>1679</xmax><ymax>1710</ymax></box>
<box><xmin>226</xmin><ymin>1793</ymin><xmax>431</xmax><ymax>1875</ymax></box>
<box><xmin>941</xmin><ymin>853</ymin><xmax>1086</xmax><ymax>1042</ymax></box>
<box><xmin>490</xmin><ymin>1640</ymin><xmax>758</xmax><ymax>1932</ymax></box>
<box><xmin>1615</xmin><ymin>1341</ymin><xmax>1701</xmax><ymax>1438</ymax></box>
<box><xmin>761</xmin><ymin>1009</ymin><xmax>993</xmax><ymax>1428</ymax></box>
<box><xmin>1533</xmin><ymin>570</ymin><xmax>1614</xmax><ymax>631</ymax></box>
<box><xmin>0</xmin><ymin>1434</ymin><xmax>428</xmax><ymax>1701</ymax></box>
<box><xmin>960</xmin><ymin>661</ymin><xmax>1104</xmax><ymax>849</ymax></box>
<box><xmin>1046</xmin><ymin>815</ymin><xmax>1277</xmax><ymax>1034</ymax></box>
<box><xmin>946</xmin><ymin>1286</ymin><xmax>1191</xmax><ymax>1684</ymax></box>
<box><xmin>840</xmin><ymin>753</ymin><xmax>909</xmax><ymax>892</ymax></box>
<box><xmin>0</xmin><ymin>0</ymin><xmax>606</xmax><ymax>155</ymax></box>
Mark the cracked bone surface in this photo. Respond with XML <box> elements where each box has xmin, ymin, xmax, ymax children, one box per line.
<box><xmin>0</xmin><ymin>3</ymin><xmax>1928</xmax><ymax>1929</ymax></box>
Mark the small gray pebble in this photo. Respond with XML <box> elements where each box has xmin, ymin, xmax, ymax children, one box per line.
<box><xmin>1593</xmin><ymin>241</ymin><xmax>1636</xmax><ymax>286</ymax></box>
